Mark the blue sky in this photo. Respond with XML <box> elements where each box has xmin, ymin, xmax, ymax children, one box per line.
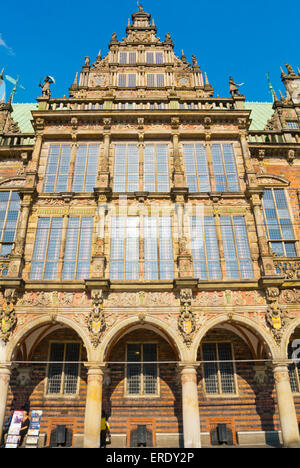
<box><xmin>0</xmin><ymin>0</ymin><xmax>299</xmax><ymax>103</ymax></box>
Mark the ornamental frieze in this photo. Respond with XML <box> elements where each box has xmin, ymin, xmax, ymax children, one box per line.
<box><xmin>18</xmin><ymin>291</ymin><xmax>89</xmax><ymax>308</ymax></box>
<box><xmin>105</xmin><ymin>291</ymin><xmax>179</xmax><ymax>308</ymax></box>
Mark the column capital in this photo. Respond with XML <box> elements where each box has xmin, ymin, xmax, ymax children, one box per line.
<box><xmin>84</xmin><ymin>362</ymin><xmax>107</xmax><ymax>375</ymax></box>
<box><xmin>177</xmin><ymin>362</ymin><xmax>199</xmax><ymax>374</ymax></box>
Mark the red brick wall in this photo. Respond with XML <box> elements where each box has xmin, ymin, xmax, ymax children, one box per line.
<box><xmin>197</xmin><ymin>328</ymin><xmax>280</xmax><ymax>442</ymax></box>
<box><xmin>105</xmin><ymin>329</ymin><xmax>182</xmax><ymax>441</ymax></box>
<box><xmin>6</xmin><ymin>328</ymin><xmax>87</xmax><ymax>446</ymax></box>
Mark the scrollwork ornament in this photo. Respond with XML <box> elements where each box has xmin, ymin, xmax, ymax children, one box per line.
<box><xmin>87</xmin><ymin>291</ymin><xmax>106</xmax><ymax>347</ymax></box>
<box><xmin>0</xmin><ymin>301</ymin><xmax>17</xmax><ymax>343</ymax></box>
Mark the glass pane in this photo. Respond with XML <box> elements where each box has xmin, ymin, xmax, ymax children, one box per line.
<box><xmin>202</xmin><ymin>343</ymin><xmax>219</xmax><ymax>394</ymax></box>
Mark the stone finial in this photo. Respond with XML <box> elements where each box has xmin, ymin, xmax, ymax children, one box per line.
<box><xmin>285</xmin><ymin>63</ymin><xmax>296</xmax><ymax>76</ymax></box>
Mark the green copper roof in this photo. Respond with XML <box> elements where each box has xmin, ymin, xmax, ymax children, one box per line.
<box><xmin>245</xmin><ymin>102</ymin><xmax>274</xmax><ymax>131</ymax></box>
<box><xmin>11</xmin><ymin>103</ymin><xmax>37</xmax><ymax>134</ymax></box>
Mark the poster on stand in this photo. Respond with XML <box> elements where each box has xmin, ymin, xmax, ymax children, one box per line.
<box><xmin>25</xmin><ymin>410</ymin><xmax>43</xmax><ymax>448</ymax></box>
<box><xmin>5</xmin><ymin>411</ymin><xmax>24</xmax><ymax>448</ymax></box>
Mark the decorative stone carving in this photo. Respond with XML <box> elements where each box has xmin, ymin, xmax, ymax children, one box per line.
<box><xmin>87</xmin><ymin>291</ymin><xmax>106</xmax><ymax>348</ymax></box>
<box><xmin>180</xmin><ymin>288</ymin><xmax>193</xmax><ymax>304</ymax></box>
<box><xmin>178</xmin><ymin>302</ymin><xmax>197</xmax><ymax>347</ymax></box>
<box><xmin>274</xmin><ymin>260</ymin><xmax>300</xmax><ymax>280</ymax></box>
<box><xmin>280</xmin><ymin>289</ymin><xmax>300</xmax><ymax>304</ymax></box>
<box><xmin>0</xmin><ymin>301</ymin><xmax>17</xmax><ymax>343</ymax></box>
<box><xmin>266</xmin><ymin>303</ymin><xmax>286</xmax><ymax>344</ymax></box>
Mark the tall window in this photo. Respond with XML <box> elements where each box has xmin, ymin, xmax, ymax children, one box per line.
<box><xmin>72</xmin><ymin>144</ymin><xmax>100</xmax><ymax>192</ymax></box>
<box><xmin>31</xmin><ymin>217</ymin><xmax>93</xmax><ymax>280</ymax></box>
<box><xmin>44</xmin><ymin>145</ymin><xmax>72</xmax><ymax>193</ymax></box>
<box><xmin>0</xmin><ymin>191</ymin><xmax>20</xmax><ymax>256</ymax></box>
<box><xmin>144</xmin><ymin>217</ymin><xmax>174</xmax><ymax>280</ymax></box>
<box><xmin>262</xmin><ymin>189</ymin><xmax>296</xmax><ymax>257</ymax></box>
<box><xmin>144</xmin><ymin>144</ymin><xmax>169</xmax><ymax>192</ymax></box>
<box><xmin>126</xmin><ymin>343</ymin><xmax>158</xmax><ymax>396</ymax></box>
<box><xmin>190</xmin><ymin>217</ymin><xmax>221</xmax><ymax>279</ymax></box>
<box><xmin>47</xmin><ymin>343</ymin><xmax>81</xmax><ymax>396</ymax></box>
<box><xmin>118</xmin><ymin>74</ymin><xmax>137</xmax><ymax>87</ymax></box>
<box><xmin>110</xmin><ymin>217</ymin><xmax>174</xmax><ymax>280</ymax></box>
<box><xmin>31</xmin><ymin>217</ymin><xmax>63</xmax><ymax>280</ymax></box>
<box><xmin>62</xmin><ymin>218</ymin><xmax>93</xmax><ymax>280</ymax></box>
<box><xmin>113</xmin><ymin>144</ymin><xmax>139</xmax><ymax>192</ymax></box>
<box><xmin>211</xmin><ymin>144</ymin><xmax>240</xmax><ymax>192</ymax></box>
<box><xmin>183</xmin><ymin>144</ymin><xmax>211</xmax><ymax>192</ymax></box>
<box><xmin>146</xmin><ymin>74</ymin><xmax>165</xmax><ymax>88</ymax></box>
<box><xmin>202</xmin><ymin>343</ymin><xmax>236</xmax><ymax>395</ymax></box>
<box><xmin>220</xmin><ymin>216</ymin><xmax>253</xmax><ymax>279</ymax></box>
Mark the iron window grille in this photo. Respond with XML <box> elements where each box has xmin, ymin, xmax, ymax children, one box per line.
<box><xmin>201</xmin><ymin>342</ymin><xmax>237</xmax><ymax>396</ymax></box>
<box><xmin>126</xmin><ymin>343</ymin><xmax>158</xmax><ymax>396</ymax></box>
<box><xmin>46</xmin><ymin>342</ymin><xmax>81</xmax><ymax>396</ymax></box>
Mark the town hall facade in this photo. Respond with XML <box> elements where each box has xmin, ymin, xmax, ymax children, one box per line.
<box><xmin>0</xmin><ymin>5</ymin><xmax>300</xmax><ymax>447</ymax></box>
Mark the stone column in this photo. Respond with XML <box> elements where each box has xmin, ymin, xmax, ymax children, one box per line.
<box><xmin>273</xmin><ymin>362</ymin><xmax>300</xmax><ymax>447</ymax></box>
<box><xmin>83</xmin><ymin>364</ymin><xmax>104</xmax><ymax>448</ymax></box>
<box><xmin>0</xmin><ymin>364</ymin><xmax>12</xmax><ymax>441</ymax></box>
<box><xmin>180</xmin><ymin>364</ymin><xmax>201</xmax><ymax>448</ymax></box>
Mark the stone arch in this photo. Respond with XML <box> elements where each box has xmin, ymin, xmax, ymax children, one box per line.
<box><xmin>190</xmin><ymin>313</ymin><xmax>280</xmax><ymax>362</ymax></box>
<box><xmin>5</xmin><ymin>314</ymin><xmax>94</xmax><ymax>363</ymax></box>
<box><xmin>280</xmin><ymin>317</ymin><xmax>300</xmax><ymax>358</ymax></box>
<box><xmin>98</xmin><ymin>315</ymin><xmax>188</xmax><ymax>362</ymax></box>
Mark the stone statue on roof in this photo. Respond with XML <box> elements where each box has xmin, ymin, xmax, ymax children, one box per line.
<box><xmin>39</xmin><ymin>76</ymin><xmax>54</xmax><ymax>98</ymax></box>
<box><xmin>229</xmin><ymin>76</ymin><xmax>244</xmax><ymax>98</ymax></box>
<box><xmin>137</xmin><ymin>2</ymin><xmax>144</xmax><ymax>11</ymax></box>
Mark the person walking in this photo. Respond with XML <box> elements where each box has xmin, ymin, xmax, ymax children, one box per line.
<box><xmin>100</xmin><ymin>411</ymin><xmax>111</xmax><ymax>448</ymax></box>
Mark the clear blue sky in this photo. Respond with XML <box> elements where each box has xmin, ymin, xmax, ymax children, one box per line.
<box><xmin>0</xmin><ymin>0</ymin><xmax>299</xmax><ymax>103</ymax></box>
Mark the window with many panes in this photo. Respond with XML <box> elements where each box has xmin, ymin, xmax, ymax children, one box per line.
<box><xmin>220</xmin><ymin>216</ymin><xmax>253</xmax><ymax>279</ymax></box>
<box><xmin>110</xmin><ymin>217</ymin><xmax>174</xmax><ymax>280</ymax></box>
<box><xmin>286</xmin><ymin>121</ymin><xmax>299</xmax><ymax>129</ymax></box>
<box><xmin>190</xmin><ymin>217</ymin><xmax>222</xmax><ymax>279</ymax></box>
<box><xmin>0</xmin><ymin>191</ymin><xmax>21</xmax><ymax>256</ymax></box>
<box><xmin>201</xmin><ymin>342</ymin><xmax>236</xmax><ymax>395</ymax></box>
<box><xmin>30</xmin><ymin>217</ymin><xmax>93</xmax><ymax>280</ymax></box>
<box><xmin>126</xmin><ymin>343</ymin><xmax>158</xmax><ymax>396</ymax></box>
<box><xmin>119</xmin><ymin>52</ymin><xmax>137</xmax><ymax>64</ymax></box>
<box><xmin>113</xmin><ymin>143</ymin><xmax>170</xmax><ymax>193</ymax></box>
<box><xmin>183</xmin><ymin>143</ymin><xmax>239</xmax><ymax>193</ymax></box>
<box><xmin>118</xmin><ymin>74</ymin><xmax>137</xmax><ymax>87</ymax></box>
<box><xmin>72</xmin><ymin>144</ymin><xmax>99</xmax><ymax>192</ymax></box>
<box><xmin>211</xmin><ymin>144</ymin><xmax>240</xmax><ymax>192</ymax></box>
<box><xmin>47</xmin><ymin>342</ymin><xmax>81</xmax><ymax>396</ymax></box>
<box><xmin>146</xmin><ymin>74</ymin><xmax>165</xmax><ymax>88</ymax></box>
<box><xmin>262</xmin><ymin>189</ymin><xmax>296</xmax><ymax>257</ymax></box>
<box><xmin>43</xmin><ymin>144</ymin><xmax>100</xmax><ymax>193</ymax></box>
<box><xmin>144</xmin><ymin>144</ymin><xmax>169</xmax><ymax>192</ymax></box>
<box><xmin>190</xmin><ymin>216</ymin><xmax>253</xmax><ymax>280</ymax></box>
<box><xmin>146</xmin><ymin>52</ymin><xmax>163</xmax><ymax>64</ymax></box>
<box><xmin>183</xmin><ymin>144</ymin><xmax>211</xmax><ymax>192</ymax></box>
